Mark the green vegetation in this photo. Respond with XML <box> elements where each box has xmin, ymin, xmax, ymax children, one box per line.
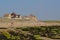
<box><xmin>0</xmin><ymin>26</ymin><xmax>60</xmax><ymax>40</ymax></box>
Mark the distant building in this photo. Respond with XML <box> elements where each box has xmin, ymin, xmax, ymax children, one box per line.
<box><xmin>4</xmin><ymin>14</ymin><xmax>11</xmax><ymax>19</ymax></box>
<box><xmin>11</xmin><ymin>12</ymin><xmax>16</xmax><ymax>18</ymax></box>
<box><xmin>29</xmin><ymin>14</ymin><xmax>37</xmax><ymax>21</ymax></box>
<box><xmin>4</xmin><ymin>12</ymin><xmax>37</xmax><ymax>21</ymax></box>
<box><xmin>4</xmin><ymin>12</ymin><xmax>22</xmax><ymax>19</ymax></box>
<box><xmin>22</xmin><ymin>14</ymin><xmax>37</xmax><ymax>21</ymax></box>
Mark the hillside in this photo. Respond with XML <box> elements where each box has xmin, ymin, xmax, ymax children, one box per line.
<box><xmin>0</xmin><ymin>18</ymin><xmax>60</xmax><ymax>28</ymax></box>
<box><xmin>0</xmin><ymin>18</ymin><xmax>60</xmax><ymax>40</ymax></box>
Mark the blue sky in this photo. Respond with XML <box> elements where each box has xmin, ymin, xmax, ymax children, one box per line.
<box><xmin>0</xmin><ymin>0</ymin><xmax>60</xmax><ymax>20</ymax></box>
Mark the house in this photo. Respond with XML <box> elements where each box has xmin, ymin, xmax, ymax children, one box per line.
<box><xmin>4</xmin><ymin>14</ymin><xmax>11</xmax><ymax>19</ymax></box>
<box><xmin>11</xmin><ymin>12</ymin><xmax>16</xmax><ymax>18</ymax></box>
<box><xmin>29</xmin><ymin>14</ymin><xmax>37</xmax><ymax>21</ymax></box>
<box><xmin>4</xmin><ymin>12</ymin><xmax>22</xmax><ymax>19</ymax></box>
<box><xmin>22</xmin><ymin>14</ymin><xmax>37</xmax><ymax>21</ymax></box>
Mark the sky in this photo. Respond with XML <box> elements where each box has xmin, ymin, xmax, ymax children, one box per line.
<box><xmin>0</xmin><ymin>0</ymin><xmax>60</xmax><ymax>20</ymax></box>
